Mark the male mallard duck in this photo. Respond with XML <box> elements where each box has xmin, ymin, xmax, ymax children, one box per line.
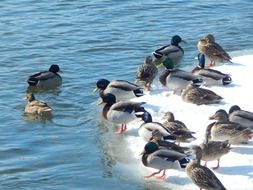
<box><xmin>207</xmin><ymin>109</ymin><xmax>252</xmax><ymax>144</ymax></box>
<box><xmin>99</xmin><ymin>93</ymin><xmax>146</xmax><ymax>134</ymax></box>
<box><xmin>197</xmin><ymin>34</ymin><xmax>232</xmax><ymax>66</ymax></box>
<box><xmin>159</xmin><ymin>60</ymin><xmax>203</xmax><ymax>94</ymax></box>
<box><xmin>151</xmin><ymin>129</ymin><xmax>190</xmax><ymax>154</ymax></box>
<box><xmin>228</xmin><ymin>105</ymin><xmax>253</xmax><ymax>129</ymax></box>
<box><xmin>135</xmin><ymin>55</ymin><xmax>158</xmax><ymax>91</ymax></box>
<box><xmin>186</xmin><ymin>146</ymin><xmax>227</xmax><ymax>190</ymax></box>
<box><xmin>192</xmin><ymin>53</ymin><xmax>232</xmax><ymax>86</ymax></box>
<box><xmin>198</xmin><ymin>138</ymin><xmax>231</xmax><ymax>170</ymax></box>
<box><xmin>162</xmin><ymin>112</ymin><xmax>196</xmax><ymax>144</ymax></box>
<box><xmin>141</xmin><ymin>141</ymin><xmax>190</xmax><ymax>180</ymax></box>
<box><xmin>94</xmin><ymin>79</ymin><xmax>144</xmax><ymax>102</ymax></box>
<box><xmin>138</xmin><ymin>112</ymin><xmax>176</xmax><ymax>142</ymax></box>
<box><xmin>27</xmin><ymin>64</ymin><xmax>62</xmax><ymax>89</ymax></box>
<box><xmin>24</xmin><ymin>92</ymin><xmax>53</xmax><ymax>115</ymax></box>
<box><xmin>181</xmin><ymin>84</ymin><xmax>223</xmax><ymax>105</ymax></box>
<box><xmin>153</xmin><ymin>35</ymin><xmax>186</xmax><ymax>66</ymax></box>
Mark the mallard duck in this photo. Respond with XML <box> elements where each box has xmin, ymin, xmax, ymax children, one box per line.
<box><xmin>24</xmin><ymin>92</ymin><xmax>53</xmax><ymax>115</ymax></box>
<box><xmin>181</xmin><ymin>84</ymin><xmax>223</xmax><ymax>105</ymax></box>
<box><xmin>186</xmin><ymin>146</ymin><xmax>227</xmax><ymax>190</ymax></box>
<box><xmin>198</xmin><ymin>138</ymin><xmax>231</xmax><ymax>170</ymax></box>
<box><xmin>159</xmin><ymin>60</ymin><xmax>203</xmax><ymax>94</ymax></box>
<box><xmin>138</xmin><ymin>112</ymin><xmax>176</xmax><ymax>142</ymax></box>
<box><xmin>94</xmin><ymin>79</ymin><xmax>144</xmax><ymax>102</ymax></box>
<box><xmin>207</xmin><ymin>109</ymin><xmax>252</xmax><ymax>144</ymax></box>
<box><xmin>141</xmin><ymin>141</ymin><xmax>190</xmax><ymax>180</ymax></box>
<box><xmin>153</xmin><ymin>35</ymin><xmax>185</xmax><ymax>66</ymax></box>
<box><xmin>27</xmin><ymin>64</ymin><xmax>62</xmax><ymax>89</ymax></box>
<box><xmin>99</xmin><ymin>93</ymin><xmax>146</xmax><ymax>134</ymax></box>
<box><xmin>135</xmin><ymin>55</ymin><xmax>158</xmax><ymax>91</ymax></box>
<box><xmin>197</xmin><ymin>34</ymin><xmax>232</xmax><ymax>66</ymax></box>
<box><xmin>162</xmin><ymin>112</ymin><xmax>196</xmax><ymax>144</ymax></box>
<box><xmin>151</xmin><ymin>129</ymin><xmax>190</xmax><ymax>154</ymax></box>
<box><xmin>228</xmin><ymin>105</ymin><xmax>253</xmax><ymax>129</ymax></box>
<box><xmin>192</xmin><ymin>53</ymin><xmax>232</xmax><ymax>86</ymax></box>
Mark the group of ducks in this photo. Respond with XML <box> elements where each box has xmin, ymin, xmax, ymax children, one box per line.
<box><xmin>94</xmin><ymin>34</ymin><xmax>253</xmax><ymax>189</ymax></box>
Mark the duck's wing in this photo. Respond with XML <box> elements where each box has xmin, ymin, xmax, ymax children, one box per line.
<box><xmin>233</xmin><ymin>110</ymin><xmax>253</xmax><ymax>121</ymax></box>
<box><xmin>109</xmin><ymin>80</ymin><xmax>143</xmax><ymax>91</ymax></box>
<box><xmin>29</xmin><ymin>71</ymin><xmax>56</xmax><ymax>81</ymax></box>
<box><xmin>191</xmin><ymin>165</ymin><xmax>226</xmax><ymax>189</ymax></box>
<box><xmin>172</xmin><ymin>69</ymin><xmax>198</xmax><ymax>81</ymax></box>
<box><xmin>110</xmin><ymin>101</ymin><xmax>146</xmax><ymax>112</ymax></box>
<box><xmin>152</xmin><ymin>149</ymin><xmax>186</xmax><ymax>161</ymax></box>
<box><xmin>206</xmin><ymin>42</ymin><xmax>231</xmax><ymax>61</ymax></box>
<box><xmin>197</xmin><ymin>68</ymin><xmax>229</xmax><ymax>80</ymax></box>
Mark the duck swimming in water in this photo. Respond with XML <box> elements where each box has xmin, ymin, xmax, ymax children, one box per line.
<box><xmin>153</xmin><ymin>35</ymin><xmax>186</xmax><ymax>66</ymax></box>
<box><xmin>94</xmin><ymin>79</ymin><xmax>144</xmax><ymax>102</ymax></box>
<box><xmin>27</xmin><ymin>64</ymin><xmax>62</xmax><ymax>90</ymax></box>
<box><xmin>192</xmin><ymin>53</ymin><xmax>232</xmax><ymax>86</ymax></box>
<box><xmin>99</xmin><ymin>93</ymin><xmax>146</xmax><ymax>134</ymax></box>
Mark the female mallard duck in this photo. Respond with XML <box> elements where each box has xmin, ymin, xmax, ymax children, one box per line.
<box><xmin>198</xmin><ymin>137</ymin><xmax>231</xmax><ymax>170</ymax></box>
<box><xmin>135</xmin><ymin>55</ymin><xmax>158</xmax><ymax>91</ymax></box>
<box><xmin>153</xmin><ymin>35</ymin><xmax>186</xmax><ymax>66</ymax></box>
<box><xmin>197</xmin><ymin>34</ymin><xmax>232</xmax><ymax>66</ymax></box>
<box><xmin>24</xmin><ymin>92</ymin><xmax>53</xmax><ymax>115</ymax></box>
<box><xmin>159</xmin><ymin>60</ymin><xmax>203</xmax><ymax>94</ymax></box>
<box><xmin>94</xmin><ymin>79</ymin><xmax>144</xmax><ymax>102</ymax></box>
<box><xmin>151</xmin><ymin>129</ymin><xmax>190</xmax><ymax>154</ymax></box>
<box><xmin>192</xmin><ymin>53</ymin><xmax>232</xmax><ymax>86</ymax></box>
<box><xmin>181</xmin><ymin>84</ymin><xmax>223</xmax><ymax>105</ymax></box>
<box><xmin>162</xmin><ymin>112</ymin><xmax>196</xmax><ymax>144</ymax></box>
<box><xmin>27</xmin><ymin>64</ymin><xmax>62</xmax><ymax>89</ymax></box>
<box><xmin>228</xmin><ymin>105</ymin><xmax>253</xmax><ymax>129</ymax></box>
<box><xmin>186</xmin><ymin>146</ymin><xmax>227</xmax><ymax>190</ymax></box>
<box><xmin>99</xmin><ymin>93</ymin><xmax>146</xmax><ymax>134</ymax></box>
<box><xmin>138</xmin><ymin>112</ymin><xmax>176</xmax><ymax>142</ymax></box>
<box><xmin>141</xmin><ymin>141</ymin><xmax>190</xmax><ymax>180</ymax></box>
<box><xmin>207</xmin><ymin>109</ymin><xmax>252</xmax><ymax>144</ymax></box>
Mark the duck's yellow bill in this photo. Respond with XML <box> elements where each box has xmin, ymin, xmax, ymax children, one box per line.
<box><xmin>97</xmin><ymin>100</ymin><xmax>105</xmax><ymax>105</ymax></box>
<box><xmin>93</xmin><ymin>87</ymin><xmax>98</xmax><ymax>92</ymax></box>
<box><xmin>157</xmin><ymin>63</ymin><xmax>164</xmax><ymax>68</ymax></box>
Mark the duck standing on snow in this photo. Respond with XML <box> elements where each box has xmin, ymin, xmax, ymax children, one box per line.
<box><xmin>94</xmin><ymin>79</ymin><xmax>144</xmax><ymax>102</ymax></box>
<box><xmin>135</xmin><ymin>55</ymin><xmax>158</xmax><ymax>91</ymax></box>
<box><xmin>27</xmin><ymin>64</ymin><xmax>62</xmax><ymax>89</ymax></box>
<box><xmin>186</xmin><ymin>146</ymin><xmax>227</xmax><ymax>190</ymax></box>
<box><xmin>141</xmin><ymin>141</ymin><xmax>190</xmax><ymax>180</ymax></box>
<box><xmin>192</xmin><ymin>53</ymin><xmax>232</xmax><ymax>86</ymax></box>
<box><xmin>228</xmin><ymin>105</ymin><xmax>253</xmax><ymax>129</ymax></box>
<box><xmin>162</xmin><ymin>112</ymin><xmax>196</xmax><ymax>145</ymax></box>
<box><xmin>153</xmin><ymin>35</ymin><xmax>186</xmax><ymax>66</ymax></box>
<box><xmin>24</xmin><ymin>92</ymin><xmax>53</xmax><ymax>115</ymax></box>
<box><xmin>207</xmin><ymin>109</ymin><xmax>252</xmax><ymax>144</ymax></box>
<box><xmin>138</xmin><ymin>112</ymin><xmax>176</xmax><ymax>142</ymax></box>
<box><xmin>197</xmin><ymin>34</ymin><xmax>232</xmax><ymax>66</ymax></box>
<box><xmin>159</xmin><ymin>60</ymin><xmax>203</xmax><ymax>94</ymax></box>
<box><xmin>98</xmin><ymin>93</ymin><xmax>146</xmax><ymax>134</ymax></box>
<box><xmin>181</xmin><ymin>84</ymin><xmax>223</xmax><ymax>105</ymax></box>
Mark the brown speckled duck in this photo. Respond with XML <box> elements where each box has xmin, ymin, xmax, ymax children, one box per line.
<box><xmin>197</xmin><ymin>34</ymin><xmax>232</xmax><ymax>66</ymax></box>
<box><xmin>181</xmin><ymin>84</ymin><xmax>223</xmax><ymax>105</ymax></box>
<box><xmin>186</xmin><ymin>145</ymin><xmax>227</xmax><ymax>190</ymax></box>
<box><xmin>162</xmin><ymin>112</ymin><xmax>196</xmax><ymax>144</ymax></box>
<box><xmin>24</xmin><ymin>93</ymin><xmax>53</xmax><ymax>115</ymax></box>
<box><xmin>207</xmin><ymin>109</ymin><xmax>252</xmax><ymax>144</ymax></box>
<box><xmin>135</xmin><ymin>55</ymin><xmax>158</xmax><ymax>91</ymax></box>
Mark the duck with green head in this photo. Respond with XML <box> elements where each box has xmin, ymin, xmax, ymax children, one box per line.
<box><xmin>98</xmin><ymin>93</ymin><xmax>146</xmax><ymax>134</ymax></box>
<box><xmin>159</xmin><ymin>60</ymin><xmax>203</xmax><ymax>94</ymax></box>
<box><xmin>192</xmin><ymin>53</ymin><xmax>232</xmax><ymax>86</ymax></box>
<box><xmin>94</xmin><ymin>79</ymin><xmax>144</xmax><ymax>102</ymax></box>
<box><xmin>27</xmin><ymin>64</ymin><xmax>62</xmax><ymax>90</ymax></box>
<box><xmin>141</xmin><ymin>141</ymin><xmax>191</xmax><ymax>180</ymax></box>
<box><xmin>153</xmin><ymin>35</ymin><xmax>186</xmax><ymax>66</ymax></box>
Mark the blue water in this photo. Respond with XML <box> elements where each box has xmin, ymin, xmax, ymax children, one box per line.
<box><xmin>0</xmin><ymin>0</ymin><xmax>253</xmax><ymax>189</ymax></box>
